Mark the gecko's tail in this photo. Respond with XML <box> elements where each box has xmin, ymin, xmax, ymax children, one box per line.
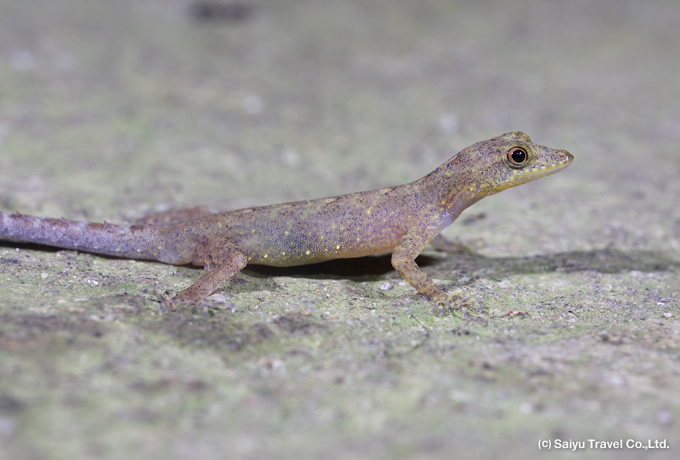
<box><xmin>0</xmin><ymin>211</ymin><xmax>159</xmax><ymax>261</ymax></box>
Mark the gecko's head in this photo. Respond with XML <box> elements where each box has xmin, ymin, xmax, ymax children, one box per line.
<box><xmin>458</xmin><ymin>131</ymin><xmax>573</xmax><ymax>197</ymax></box>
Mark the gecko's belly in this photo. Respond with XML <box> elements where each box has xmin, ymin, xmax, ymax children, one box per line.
<box><xmin>241</xmin><ymin>234</ymin><xmax>401</xmax><ymax>267</ymax></box>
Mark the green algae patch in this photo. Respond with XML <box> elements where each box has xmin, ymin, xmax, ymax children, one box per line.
<box><xmin>1</xmin><ymin>0</ymin><xmax>680</xmax><ymax>459</ymax></box>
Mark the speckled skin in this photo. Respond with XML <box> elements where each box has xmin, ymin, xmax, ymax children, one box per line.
<box><xmin>0</xmin><ymin>132</ymin><xmax>572</xmax><ymax>306</ymax></box>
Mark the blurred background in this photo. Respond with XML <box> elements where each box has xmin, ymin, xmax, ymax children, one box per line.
<box><xmin>1</xmin><ymin>1</ymin><xmax>678</xmax><ymax>459</ymax></box>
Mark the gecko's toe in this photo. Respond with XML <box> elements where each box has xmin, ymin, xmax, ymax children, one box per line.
<box><xmin>431</xmin><ymin>288</ymin><xmax>482</xmax><ymax>317</ymax></box>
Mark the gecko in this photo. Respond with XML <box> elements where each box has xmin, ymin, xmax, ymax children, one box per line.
<box><xmin>0</xmin><ymin>131</ymin><xmax>572</xmax><ymax>309</ymax></box>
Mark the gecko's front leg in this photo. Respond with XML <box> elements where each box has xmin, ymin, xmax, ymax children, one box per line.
<box><xmin>173</xmin><ymin>242</ymin><xmax>247</xmax><ymax>302</ymax></box>
<box><xmin>391</xmin><ymin>229</ymin><xmax>465</xmax><ymax>312</ymax></box>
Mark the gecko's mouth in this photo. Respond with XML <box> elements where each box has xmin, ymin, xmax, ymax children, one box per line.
<box><xmin>516</xmin><ymin>149</ymin><xmax>573</xmax><ymax>178</ymax></box>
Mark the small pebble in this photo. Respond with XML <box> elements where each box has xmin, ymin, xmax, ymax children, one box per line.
<box><xmin>380</xmin><ymin>282</ymin><xmax>393</xmax><ymax>291</ymax></box>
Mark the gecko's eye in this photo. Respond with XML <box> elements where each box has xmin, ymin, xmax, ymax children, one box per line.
<box><xmin>507</xmin><ymin>147</ymin><xmax>529</xmax><ymax>167</ymax></box>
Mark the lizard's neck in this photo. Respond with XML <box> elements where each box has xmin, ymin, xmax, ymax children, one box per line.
<box><xmin>411</xmin><ymin>156</ymin><xmax>480</xmax><ymax>226</ymax></box>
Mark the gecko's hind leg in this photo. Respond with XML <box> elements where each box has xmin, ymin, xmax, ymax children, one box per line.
<box><xmin>173</xmin><ymin>244</ymin><xmax>248</xmax><ymax>303</ymax></box>
<box><xmin>133</xmin><ymin>206</ymin><xmax>213</xmax><ymax>226</ymax></box>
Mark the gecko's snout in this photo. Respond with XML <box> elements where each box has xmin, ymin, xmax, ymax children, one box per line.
<box><xmin>551</xmin><ymin>149</ymin><xmax>574</xmax><ymax>169</ymax></box>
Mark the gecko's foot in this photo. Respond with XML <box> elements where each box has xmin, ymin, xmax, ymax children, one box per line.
<box><xmin>156</xmin><ymin>291</ymin><xmax>184</xmax><ymax>310</ymax></box>
<box><xmin>432</xmin><ymin>289</ymin><xmax>481</xmax><ymax>317</ymax></box>
<box><xmin>153</xmin><ymin>288</ymin><xmax>201</xmax><ymax>310</ymax></box>
<box><xmin>158</xmin><ymin>292</ymin><xmax>220</xmax><ymax>317</ymax></box>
